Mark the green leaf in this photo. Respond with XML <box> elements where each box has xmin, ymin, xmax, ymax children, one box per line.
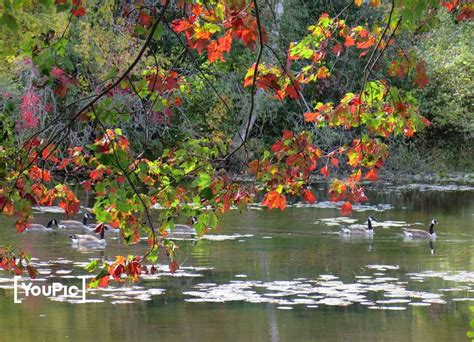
<box><xmin>199</xmin><ymin>187</ymin><xmax>213</xmax><ymax>200</ymax></box>
<box><xmin>193</xmin><ymin>172</ymin><xmax>211</xmax><ymax>189</ymax></box>
<box><xmin>85</xmin><ymin>259</ymin><xmax>99</xmax><ymax>272</ymax></box>
<box><xmin>207</xmin><ymin>212</ymin><xmax>218</xmax><ymax>229</ymax></box>
<box><xmin>153</xmin><ymin>24</ymin><xmax>164</xmax><ymax>40</ymax></box>
<box><xmin>1</xmin><ymin>14</ymin><xmax>19</xmax><ymax>32</ymax></box>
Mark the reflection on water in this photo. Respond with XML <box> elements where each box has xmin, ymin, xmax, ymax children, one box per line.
<box><xmin>0</xmin><ymin>185</ymin><xmax>473</xmax><ymax>341</ymax></box>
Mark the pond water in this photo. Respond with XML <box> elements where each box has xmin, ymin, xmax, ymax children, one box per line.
<box><xmin>0</xmin><ymin>181</ymin><xmax>473</xmax><ymax>341</ymax></box>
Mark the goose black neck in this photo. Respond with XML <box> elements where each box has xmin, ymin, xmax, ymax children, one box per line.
<box><xmin>367</xmin><ymin>219</ymin><xmax>373</xmax><ymax>230</ymax></box>
<box><xmin>47</xmin><ymin>220</ymin><xmax>53</xmax><ymax>228</ymax></box>
<box><xmin>429</xmin><ymin>223</ymin><xmax>435</xmax><ymax>234</ymax></box>
<box><xmin>100</xmin><ymin>229</ymin><xmax>105</xmax><ymax>240</ymax></box>
<box><xmin>83</xmin><ymin>216</ymin><xmax>88</xmax><ymax>225</ymax></box>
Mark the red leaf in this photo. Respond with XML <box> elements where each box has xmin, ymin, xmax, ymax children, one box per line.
<box><xmin>169</xmin><ymin>260</ymin><xmax>179</xmax><ymax>273</ymax></box>
<box><xmin>27</xmin><ymin>265</ymin><xmax>37</xmax><ymax>279</ymax></box>
<box><xmin>138</xmin><ymin>11</ymin><xmax>152</xmax><ymax>27</ymax></box>
<box><xmin>303</xmin><ymin>189</ymin><xmax>316</xmax><ymax>204</ymax></box>
<box><xmin>320</xmin><ymin>165</ymin><xmax>330</xmax><ymax>178</ymax></box>
<box><xmin>403</xmin><ymin>127</ymin><xmax>414</xmax><ymax>137</ymax></box>
<box><xmin>81</xmin><ymin>180</ymin><xmax>92</xmax><ymax>192</ymax></box>
<box><xmin>332</xmin><ymin>43</ymin><xmax>343</xmax><ymax>56</ymax></box>
<box><xmin>364</xmin><ymin>169</ymin><xmax>378</xmax><ymax>182</ymax></box>
<box><xmin>419</xmin><ymin>115</ymin><xmax>431</xmax><ymax>126</ymax></box>
<box><xmin>71</xmin><ymin>6</ymin><xmax>86</xmax><ymax>17</ymax></box>
<box><xmin>442</xmin><ymin>0</ymin><xmax>459</xmax><ymax>12</ymax></box>
<box><xmin>340</xmin><ymin>201</ymin><xmax>352</xmax><ymax>216</ymax></box>
<box><xmin>16</xmin><ymin>219</ymin><xmax>27</xmax><ymax>233</ymax></box>
<box><xmin>99</xmin><ymin>276</ymin><xmax>110</xmax><ymax>287</ymax></box>
<box><xmin>331</xmin><ymin>158</ymin><xmax>339</xmax><ymax>167</ymax></box>
<box><xmin>415</xmin><ymin>61</ymin><xmax>429</xmax><ymax>89</ymax></box>
<box><xmin>285</xmin><ymin>83</ymin><xmax>300</xmax><ymax>99</ymax></box>
<box><xmin>89</xmin><ymin>169</ymin><xmax>102</xmax><ymax>181</ymax></box>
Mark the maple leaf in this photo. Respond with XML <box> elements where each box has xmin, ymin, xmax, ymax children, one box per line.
<box><xmin>344</xmin><ymin>35</ymin><xmax>356</xmax><ymax>47</ymax></box>
<box><xmin>27</xmin><ymin>265</ymin><xmax>38</xmax><ymax>279</ymax></box>
<box><xmin>442</xmin><ymin>0</ymin><xmax>459</xmax><ymax>12</ymax></box>
<box><xmin>303</xmin><ymin>189</ymin><xmax>316</xmax><ymax>203</ymax></box>
<box><xmin>317</xmin><ymin>66</ymin><xmax>330</xmax><ymax>79</ymax></box>
<box><xmin>284</xmin><ymin>83</ymin><xmax>300</xmax><ymax>99</ymax></box>
<box><xmin>414</xmin><ymin>61</ymin><xmax>429</xmax><ymax>89</ymax></box>
<box><xmin>320</xmin><ymin>165</ymin><xmax>330</xmax><ymax>177</ymax></box>
<box><xmin>304</xmin><ymin>112</ymin><xmax>319</xmax><ymax>122</ymax></box>
<box><xmin>71</xmin><ymin>6</ymin><xmax>86</xmax><ymax>17</ymax></box>
<box><xmin>81</xmin><ymin>180</ymin><xmax>92</xmax><ymax>192</ymax></box>
<box><xmin>354</xmin><ymin>0</ymin><xmax>363</xmax><ymax>6</ymax></box>
<box><xmin>99</xmin><ymin>275</ymin><xmax>110</xmax><ymax>287</ymax></box>
<box><xmin>138</xmin><ymin>11</ymin><xmax>152</xmax><ymax>28</ymax></box>
<box><xmin>364</xmin><ymin>169</ymin><xmax>378</xmax><ymax>182</ymax></box>
<box><xmin>169</xmin><ymin>260</ymin><xmax>179</xmax><ymax>273</ymax></box>
<box><xmin>262</xmin><ymin>190</ymin><xmax>286</xmax><ymax>210</ymax></box>
<box><xmin>370</xmin><ymin>0</ymin><xmax>381</xmax><ymax>7</ymax></box>
<box><xmin>16</xmin><ymin>219</ymin><xmax>27</xmax><ymax>233</ymax></box>
<box><xmin>332</xmin><ymin>43</ymin><xmax>343</xmax><ymax>56</ymax></box>
<box><xmin>172</xmin><ymin>19</ymin><xmax>194</xmax><ymax>33</ymax></box>
<box><xmin>419</xmin><ymin>116</ymin><xmax>431</xmax><ymax>126</ymax></box>
<box><xmin>340</xmin><ymin>201</ymin><xmax>352</xmax><ymax>216</ymax></box>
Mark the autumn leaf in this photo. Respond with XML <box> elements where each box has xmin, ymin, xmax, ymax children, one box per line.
<box><xmin>99</xmin><ymin>275</ymin><xmax>110</xmax><ymax>287</ymax></box>
<box><xmin>340</xmin><ymin>201</ymin><xmax>352</xmax><ymax>216</ymax></box>
<box><xmin>169</xmin><ymin>260</ymin><xmax>179</xmax><ymax>273</ymax></box>
<box><xmin>262</xmin><ymin>190</ymin><xmax>286</xmax><ymax>210</ymax></box>
<box><xmin>332</xmin><ymin>43</ymin><xmax>343</xmax><ymax>56</ymax></box>
<box><xmin>419</xmin><ymin>116</ymin><xmax>431</xmax><ymax>126</ymax></box>
<box><xmin>415</xmin><ymin>61</ymin><xmax>429</xmax><ymax>89</ymax></box>
<box><xmin>442</xmin><ymin>0</ymin><xmax>459</xmax><ymax>12</ymax></box>
<box><xmin>304</xmin><ymin>112</ymin><xmax>319</xmax><ymax>122</ymax></box>
<box><xmin>344</xmin><ymin>35</ymin><xmax>356</xmax><ymax>47</ymax></box>
<box><xmin>27</xmin><ymin>265</ymin><xmax>38</xmax><ymax>279</ymax></box>
<box><xmin>354</xmin><ymin>0</ymin><xmax>363</xmax><ymax>6</ymax></box>
<box><xmin>364</xmin><ymin>169</ymin><xmax>378</xmax><ymax>182</ymax></box>
<box><xmin>320</xmin><ymin>165</ymin><xmax>330</xmax><ymax>177</ymax></box>
<box><xmin>303</xmin><ymin>189</ymin><xmax>316</xmax><ymax>203</ymax></box>
<box><xmin>81</xmin><ymin>180</ymin><xmax>92</xmax><ymax>192</ymax></box>
<box><xmin>138</xmin><ymin>11</ymin><xmax>152</xmax><ymax>27</ymax></box>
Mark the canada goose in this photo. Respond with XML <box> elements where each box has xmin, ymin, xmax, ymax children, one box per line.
<box><xmin>59</xmin><ymin>213</ymin><xmax>93</xmax><ymax>230</ymax></box>
<box><xmin>69</xmin><ymin>224</ymin><xmax>107</xmax><ymax>246</ymax></box>
<box><xmin>340</xmin><ymin>216</ymin><xmax>377</xmax><ymax>236</ymax></box>
<box><xmin>166</xmin><ymin>217</ymin><xmax>197</xmax><ymax>236</ymax></box>
<box><xmin>402</xmin><ymin>219</ymin><xmax>437</xmax><ymax>239</ymax></box>
<box><xmin>25</xmin><ymin>219</ymin><xmax>58</xmax><ymax>232</ymax></box>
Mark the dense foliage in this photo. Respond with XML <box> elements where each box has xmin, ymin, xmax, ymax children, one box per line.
<box><xmin>0</xmin><ymin>0</ymin><xmax>472</xmax><ymax>284</ymax></box>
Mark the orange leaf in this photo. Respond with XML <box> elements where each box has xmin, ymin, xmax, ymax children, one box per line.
<box><xmin>340</xmin><ymin>201</ymin><xmax>352</xmax><ymax>216</ymax></box>
<box><xmin>99</xmin><ymin>276</ymin><xmax>110</xmax><ymax>287</ymax></box>
<box><xmin>344</xmin><ymin>35</ymin><xmax>355</xmax><ymax>47</ymax></box>
<box><xmin>262</xmin><ymin>190</ymin><xmax>286</xmax><ymax>210</ymax></box>
<box><xmin>364</xmin><ymin>169</ymin><xmax>378</xmax><ymax>182</ymax></box>
<box><xmin>304</xmin><ymin>112</ymin><xmax>318</xmax><ymax>122</ymax></box>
